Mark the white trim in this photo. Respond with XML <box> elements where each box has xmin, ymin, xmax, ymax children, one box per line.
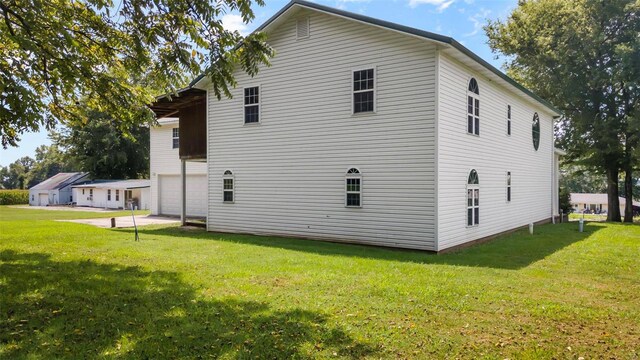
<box><xmin>345</xmin><ymin>167</ymin><xmax>362</xmax><ymax>208</ymax></box>
<box><xmin>351</xmin><ymin>67</ymin><xmax>377</xmax><ymax>115</ymax></box>
<box><xmin>466</xmin><ymin>169</ymin><xmax>479</xmax><ymax>227</ymax></box>
<box><xmin>296</xmin><ymin>16</ymin><xmax>310</xmax><ymax>40</ymax></box>
<box><xmin>243</xmin><ymin>85</ymin><xmax>261</xmax><ymax>125</ymax></box>
<box><xmin>466</xmin><ymin>77</ymin><xmax>480</xmax><ymax>136</ymax></box>
<box><xmin>506</xmin><ymin>171</ymin><xmax>512</xmax><ymax>203</ymax></box>
<box><xmin>222</xmin><ymin>170</ymin><xmax>235</xmax><ymax>203</ymax></box>
<box><xmin>434</xmin><ymin>48</ymin><xmax>440</xmax><ymax>251</ymax></box>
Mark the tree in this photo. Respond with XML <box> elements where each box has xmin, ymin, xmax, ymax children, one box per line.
<box><xmin>25</xmin><ymin>145</ymin><xmax>74</xmax><ymax>188</ymax></box>
<box><xmin>52</xmin><ymin>106</ymin><xmax>150</xmax><ymax>180</ymax></box>
<box><xmin>485</xmin><ymin>0</ymin><xmax>640</xmax><ymax>222</ymax></box>
<box><xmin>0</xmin><ymin>156</ymin><xmax>34</xmax><ymax>189</ymax></box>
<box><xmin>0</xmin><ymin>0</ymin><xmax>273</xmax><ymax>148</ymax></box>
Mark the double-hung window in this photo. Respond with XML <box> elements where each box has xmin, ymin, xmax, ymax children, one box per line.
<box><xmin>244</xmin><ymin>87</ymin><xmax>260</xmax><ymax>124</ymax></box>
<box><xmin>172</xmin><ymin>128</ymin><xmax>179</xmax><ymax>149</ymax></box>
<box><xmin>467</xmin><ymin>78</ymin><xmax>479</xmax><ymax>135</ymax></box>
<box><xmin>116</xmin><ymin>190</ymin><xmax>120</xmax><ymax>201</ymax></box>
<box><xmin>345</xmin><ymin>168</ymin><xmax>362</xmax><ymax>207</ymax></box>
<box><xmin>223</xmin><ymin>170</ymin><xmax>234</xmax><ymax>203</ymax></box>
<box><xmin>353</xmin><ymin>69</ymin><xmax>375</xmax><ymax>113</ymax></box>
<box><xmin>107</xmin><ymin>189</ymin><xmax>111</xmax><ymax>201</ymax></box>
<box><xmin>467</xmin><ymin>169</ymin><xmax>479</xmax><ymax>226</ymax></box>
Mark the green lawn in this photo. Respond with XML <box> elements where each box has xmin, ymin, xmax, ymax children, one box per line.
<box><xmin>1</xmin><ymin>207</ymin><xmax>638</xmax><ymax>359</ymax></box>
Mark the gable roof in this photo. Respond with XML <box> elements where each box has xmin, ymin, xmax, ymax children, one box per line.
<box><xmin>30</xmin><ymin>172</ymin><xmax>89</xmax><ymax>191</ymax></box>
<box><xmin>191</xmin><ymin>0</ymin><xmax>561</xmax><ymax>116</ymax></box>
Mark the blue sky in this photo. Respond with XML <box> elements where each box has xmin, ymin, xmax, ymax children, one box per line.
<box><xmin>0</xmin><ymin>0</ymin><xmax>516</xmax><ymax>166</ymax></box>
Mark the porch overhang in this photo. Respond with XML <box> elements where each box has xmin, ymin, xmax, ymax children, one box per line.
<box><xmin>149</xmin><ymin>88</ymin><xmax>207</xmax><ymax>161</ymax></box>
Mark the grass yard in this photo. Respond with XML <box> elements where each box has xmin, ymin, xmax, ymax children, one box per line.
<box><xmin>1</xmin><ymin>207</ymin><xmax>639</xmax><ymax>359</ymax></box>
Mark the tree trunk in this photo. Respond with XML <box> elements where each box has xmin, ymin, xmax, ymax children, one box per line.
<box><xmin>623</xmin><ymin>167</ymin><xmax>633</xmax><ymax>223</ymax></box>
<box><xmin>606</xmin><ymin>167</ymin><xmax>622</xmax><ymax>222</ymax></box>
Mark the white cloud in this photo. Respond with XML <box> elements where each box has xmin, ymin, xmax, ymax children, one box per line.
<box><xmin>465</xmin><ymin>8</ymin><xmax>491</xmax><ymax>37</ymax></box>
<box><xmin>221</xmin><ymin>14</ymin><xmax>249</xmax><ymax>36</ymax></box>
<box><xmin>408</xmin><ymin>0</ymin><xmax>455</xmax><ymax>12</ymax></box>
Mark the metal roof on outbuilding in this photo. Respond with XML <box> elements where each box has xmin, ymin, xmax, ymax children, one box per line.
<box><xmin>29</xmin><ymin>172</ymin><xmax>89</xmax><ymax>191</ymax></box>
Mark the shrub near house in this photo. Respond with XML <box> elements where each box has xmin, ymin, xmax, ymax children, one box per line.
<box><xmin>0</xmin><ymin>190</ymin><xmax>29</xmax><ymax>205</ymax></box>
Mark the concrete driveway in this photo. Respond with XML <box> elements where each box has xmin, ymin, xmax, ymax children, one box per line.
<box><xmin>60</xmin><ymin>215</ymin><xmax>179</xmax><ymax>228</ymax></box>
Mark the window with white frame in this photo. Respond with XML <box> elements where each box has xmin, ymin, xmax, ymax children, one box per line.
<box><xmin>223</xmin><ymin>170</ymin><xmax>234</xmax><ymax>203</ymax></box>
<box><xmin>116</xmin><ymin>190</ymin><xmax>120</xmax><ymax>201</ymax></box>
<box><xmin>506</xmin><ymin>171</ymin><xmax>512</xmax><ymax>202</ymax></box>
<box><xmin>467</xmin><ymin>78</ymin><xmax>479</xmax><ymax>135</ymax></box>
<box><xmin>89</xmin><ymin>189</ymin><xmax>93</xmax><ymax>199</ymax></box>
<box><xmin>532</xmin><ymin>112</ymin><xmax>541</xmax><ymax>151</ymax></box>
<box><xmin>353</xmin><ymin>69</ymin><xmax>374</xmax><ymax>113</ymax></box>
<box><xmin>345</xmin><ymin>168</ymin><xmax>362</xmax><ymax>207</ymax></box>
<box><xmin>172</xmin><ymin>128</ymin><xmax>179</xmax><ymax>149</ymax></box>
<box><xmin>107</xmin><ymin>189</ymin><xmax>111</xmax><ymax>201</ymax></box>
<box><xmin>507</xmin><ymin>105</ymin><xmax>512</xmax><ymax>136</ymax></box>
<box><xmin>244</xmin><ymin>87</ymin><xmax>260</xmax><ymax>124</ymax></box>
<box><xmin>467</xmin><ymin>169</ymin><xmax>479</xmax><ymax>226</ymax></box>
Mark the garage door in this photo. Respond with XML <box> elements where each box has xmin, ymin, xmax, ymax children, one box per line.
<box><xmin>38</xmin><ymin>193</ymin><xmax>48</xmax><ymax>206</ymax></box>
<box><xmin>158</xmin><ymin>175</ymin><xmax>207</xmax><ymax>217</ymax></box>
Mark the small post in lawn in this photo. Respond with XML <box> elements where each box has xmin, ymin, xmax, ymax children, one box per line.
<box><xmin>129</xmin><ymin>200</ymin><xmax>139</xmax><ymax>241</ymax></box>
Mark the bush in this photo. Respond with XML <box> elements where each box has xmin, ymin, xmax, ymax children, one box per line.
<box><xmin>0</xmin><ymin>190</ymin><xmax>29</xmax><ymax>205</ymax></box>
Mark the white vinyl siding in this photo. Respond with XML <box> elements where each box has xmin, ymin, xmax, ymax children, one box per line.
<box><xmin>437</xmin><ymin>52</ymin><xmax>554</xmax><ymax>250</ymax></box>
<box><xmin>207</xmin><ymin>10</ymin><xmax>437</xmax><ymax>250</ymax></box>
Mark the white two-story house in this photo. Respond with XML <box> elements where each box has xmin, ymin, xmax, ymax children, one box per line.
<box><xmin>150</xmin><ymin>0</ymin><xmax>562</xmax><ymax>252</ymax></box>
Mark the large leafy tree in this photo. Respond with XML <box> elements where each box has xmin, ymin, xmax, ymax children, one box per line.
<box><xmin>0</xmin><ymin>0</ymin><xmax>273</xmax><ymax>147</ymax></box>
<box><xmin>52</xmin><ymin>106</ymin><xmax>150</xmax><ymax>180</ymax></box>
<box><xmin>0</xmin><ymin>156</ymin><xmax>34</xmax><ymax>189</ymax></box>
<box><xmin>25</xmin><ymin>145</ymin><xmax>75</xmax><ymax>188</ymax></box>
<box><xmin>486</xmin><ymin>0</ymin><xmax>640</xmax><ymax>222</ymax></box>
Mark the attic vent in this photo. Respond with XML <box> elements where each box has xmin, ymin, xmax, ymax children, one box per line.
<box><xmin>296</xmin><ymin>17</ymin><xmax>309</xmax><ymax>39</ymax></box>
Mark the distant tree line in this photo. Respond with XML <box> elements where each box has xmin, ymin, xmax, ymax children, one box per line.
<box><xmin>0</xmin><ymin>109</ymin><xmax>149</xmax><ymax>189</ymax></box>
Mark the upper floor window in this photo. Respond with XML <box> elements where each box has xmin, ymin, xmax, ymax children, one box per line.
<box><xmin>345</xmin><ymin>167</ymin><xmax>362</xmax><ymax>207</ymax></box>
<box><xmin>507</xmin><ymin>105</ymin><xmax>512</xmax><ymax>136</ymax></box>
<box><xmin>172</xmin><ymin>128</ymin><xmax>179</xmax><ymax>149</ymax></box>
<box><xmin>467</xmin><ymin>78</ymin><xmax>479</xmax><ymax>135</ymax></box>
<box><xmin>467</xmin><ymin>169</ymin><xmax>479</xmax><ymax>226</ymax></box>
<box><xmin>244</xmin><ymin>87</ymin><xmax>260</xmax><ymax>124</ymax></box>
<box><xmin>353</xmin><ymin>69</ymin><xmax>375</xmax><ymax>113</ymax></box>
<box><xmin>506</xmin><ymin>171</ymin><xmax>512</xmax><ymax>202</ymax></box>
<box><xmin>223</xmin><ymin>170</ymin><xmax>234</xmax><ymax>203</ymax></box>
<box><xmin>532</xmin><ymin>113</ymin><xmax>540</xmax><ymax>151</ymax></box>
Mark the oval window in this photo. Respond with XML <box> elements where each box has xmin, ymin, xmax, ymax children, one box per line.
<box><xmin>532</xmin><ymin>113</ymin><xmax>540</xmax><ymax>151</ymax></box>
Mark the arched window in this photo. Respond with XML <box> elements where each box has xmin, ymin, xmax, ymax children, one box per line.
<box><xmin>467</xmin><ymin>169</ymin><xmax>479</xmax><ymax>226</ymax></box>
<box><xmin>467</xmin><ymin>78</ymin><xmax>480</xmax><ymax>135</ymax></box>
<box><xmin>532</xmin><ymin>113</ymin><xmax>540</xmax><ymax>151</ymax></box>
<box><xmin>345</xmin><ymin>168</ymin><xmax>362</xmax><ymax>207</ymax></box>
<box><xmin>223</xmin><ymin>170</ymin><xmax>234</xmax><ymax>203</ymax></box>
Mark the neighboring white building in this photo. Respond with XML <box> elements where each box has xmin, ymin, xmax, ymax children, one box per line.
<box><xmin>29</xmin><ymin>172</ymin><xmax>90</xmax><ymax>206</ymax></box>
<box><xmin>570</xmin><ymin>193</ymin><xmax>640</xmax><ymax>214</ymax></box>
<box><xmin>149</xmin><ymin>118</ymin><xmax>207</xmax><ymax>217</ymax></box>
<box><xmin>150</xmin><ymin>1</ymin><xmax>563</xmax><ymax>251</ymax></box>
<box><xmin>72</xmin><ymin>180</ymin><xmax>151</xmax><ymax>210</ymax></box>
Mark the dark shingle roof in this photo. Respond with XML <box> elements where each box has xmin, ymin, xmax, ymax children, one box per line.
<box><xmin>30</xmin><ymin>172</ymin><xmax>89</xmax><ymax>191</ymax></box>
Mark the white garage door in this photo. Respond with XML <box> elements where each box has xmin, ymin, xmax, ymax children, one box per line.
<box><xmin>38</xmin><ymin>193</ymin><xmax>48</xmax><ymax>206</ymax></box>
<box><xmin>158</xmin><ymin>175</ymin><xmax>207</xmax><ymax>217</ymax></box>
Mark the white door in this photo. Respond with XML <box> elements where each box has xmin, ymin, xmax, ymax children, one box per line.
<box><xmin>38</xmin><ymin>194</ymin><xmax>48</xmax><ymax>206</ymax></box>
<box><xmin>158</xmin><ymin>175</ymin><xmax>207</xmax><ymax>217</ymax></box>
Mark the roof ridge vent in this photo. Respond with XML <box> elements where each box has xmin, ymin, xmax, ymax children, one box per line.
<box><xmin>296</xmin><ymin>16</ymin><xmax>310</xmax><ymax>39</ymax></box>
